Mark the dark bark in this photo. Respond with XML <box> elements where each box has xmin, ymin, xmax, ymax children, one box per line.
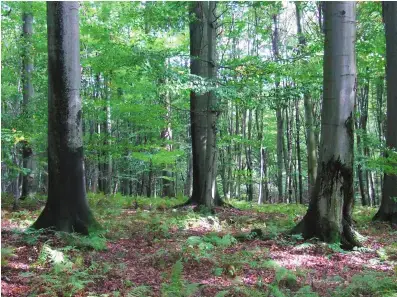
<box><xmin>189</xmin><ymin>1</ymin><xmax>222</xmax><ymax>208</ymax></box>
<box><xmin>32</xmin><ymin>2</ymin><xmax>97</xmax><ymax>234</ymax></box>
<box><xmin>374</xmin><ymin>2</ymin><xmax>397</xmax><ymax>224</ymax></box>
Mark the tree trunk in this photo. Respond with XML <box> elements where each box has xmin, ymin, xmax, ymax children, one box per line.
<box><xmin>295</xmin><ymin>2</ymin><xmax>318</xmax><ymax>197</ymax></box>
<box><xmin>161</xmin><ymin>67</ymin><xmax>175</xmax><ymax>197</ymax></box>
<box><xmin>295</xmin><ymin>99</ymin><xmax>303</xmax><ymax>204</ymax></box>
<box><xmin>374</xmin><ymin>2</ymin><xmax>397</xmax><ymax>224</ymax></box>
<box><xmin>189</xmin><ymin>1</ymin><xmax>221</xmax><ymax>208</ymax></box>
<box><xmin>272</xmin><ymin>12</ymin><xmax>283</xmax><ymax>203</ymax></box>
<box><xmin>292</xmin><ymin>2</ymin><xmax>360</xmax><ymax>248</ymax></box>
<box><xmin>33</xmin><ymin>2</ymin><xmax>96</xmax><ymax>234</ymax></box>
<box><xmin>20</xmin><ymin>7</ymin><xmax>35</xmax><ymax>201</ymax></box>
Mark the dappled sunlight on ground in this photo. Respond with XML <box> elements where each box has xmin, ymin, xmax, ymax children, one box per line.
<box><xmin>2</xmin><ymin>196</ymin><xmax>396</xmax><ymax>296</ymax></box>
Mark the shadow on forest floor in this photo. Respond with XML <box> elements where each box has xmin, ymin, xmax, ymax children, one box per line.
<box><xmin>1</xmin><ymin>193</ymin><xmax>397</xmax><ymax>297</ymax></box>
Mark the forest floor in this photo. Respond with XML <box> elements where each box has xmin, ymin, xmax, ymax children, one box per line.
<box><xmin>1</xmin><ymin>194</ymin><xmax>397</xmax><ymax>297</ymax></box>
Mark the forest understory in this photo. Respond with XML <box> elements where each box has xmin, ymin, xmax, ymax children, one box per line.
<box><xmin>2</xmin><ymin>194</ymin><xmax>396</xmax><ymax>297</ymax></box>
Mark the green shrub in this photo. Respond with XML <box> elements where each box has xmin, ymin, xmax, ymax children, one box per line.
<box><xmin>333</xmin><ymin>271</ymin><xmax>397</xmax><ymax>297</ymax></box>
<box><xmin>1</xmin><ymin>247</ymin><xmax>15</xmax><ymax>267</ymax></box>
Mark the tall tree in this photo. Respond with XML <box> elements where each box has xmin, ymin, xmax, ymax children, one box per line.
<box><xmin>292</xmin><ymin>2</ymin><xmax>361</xmax><ymax>248</ymax></box>
<box><xmin>20</xmin><ymin>5</ymin><xmax>35</xmax><ymax>201</ymax></box>
<box><xmin>373</xmin><ymin>2</ymin><xmax>397</xmax><ymax>224</ymax></box>
<box><xmin>271</xmin><ymin>11</ymin><xmax>284</xmax><ymax>203</ymax></box>
<box><xmin>33</xmin><ymin>2</ymin><xmax>96</xmax><ymax>234</ymax></box>
<box><xmin>189</xmin><ymin>1</ymin><xmax>221</xmax><ymax>208</ymax></box>
<box><xmin>295</xmin><ymin>2</ymin><xmax>318</xmax><ymax>198</ymax></box>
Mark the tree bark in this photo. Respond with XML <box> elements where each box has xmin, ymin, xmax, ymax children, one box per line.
<box><xmin>20</xmin><ymin>7</ymin><xmax>35</xmax><ymax>201</ymax></box>
<box><xmin>295</xmin><ymin>99</ymin><xmax>303</xmax><ymax>204</ymax></box>
<box><xmin>272</xmin><ymin>12</ymin><xmax>284</xmax><ymax>203</ymax></box>
<box><xmin>32</xmin><ymin>2</ymin><xmax>96</xmax><ymax>234</ymax></box>
<box><xmin>292</xmin><ymin>2</ymin><xmax>361</xmax><ymax>249</ymax></box>
<box><xmin>189</xmin><ymin>1</ymin><xmax>221</xmax><ymax>208</ymax></box>
<box><xmin>374</xmin><ymin>2</ymin><xmax>397</xmax><ymax>224</ymax></box>
<box><xmin>295</xmin><ymin>2</ymin><xmax>318</xmax><ymax>197</ymax></box>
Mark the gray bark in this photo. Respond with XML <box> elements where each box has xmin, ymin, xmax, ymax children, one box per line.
<box><xmin>293</xmin><ymin>2</ymin><xmax>360</xmax><ymax>248</ymax></box>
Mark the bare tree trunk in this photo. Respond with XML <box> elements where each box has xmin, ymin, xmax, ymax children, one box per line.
<box><xmin>33</xmin><ymin>2</ymin><xmax>96</xmax><ymax>234</ymax></box>
<box><xmin>189</xmin><ymin>2</ymin><xmax>222</xmax><ymax>208</ymax></box>
<box><xmin>292</xmin><ymin>2</ymin><xmax>360</xmax><ymax>248</ymax></box>
<box><xmin>374</xmin><ymin>2</ymin><xmax>397</xmax><ymax>224</ymax></box>
<box><xmin>20</xmin><ymin>7</ymin><xmax>35</xmax><ymax>202</ymax></box>
<box><xmin>295</xmin><ymin>2</ymin><xmax>318</xmax><ymax>197</ymax></box>
<box><xmin>295</xmin><ymin>99</ymin><xmax>303</xmax><ymax>204</ymax></box>
<box><xmin>161</xmin><ymin>63</ymin><xmax>175</xmax><ymax>197</ymax></box>
<box><xmin>272</xmin><ymin>12</ymin><xmax>283</xmax><ymax>203</ymax></box>
<box><xmin>184</xmin><ymin>152</ymin><xmax>193</xmax><ymax>197</ymax></box>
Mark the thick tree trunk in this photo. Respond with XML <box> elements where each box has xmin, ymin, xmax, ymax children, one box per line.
<box><xmin>190</xmin><ymin>1</ymin><xmax>209</xmax><ymax>204</ymax></box>
<box><xmin>32</xmin><ymin>2</ymin><xmax>96</xmax><ymax>234</ymax></box>
<box><xmin>374</xmin><ymin>2</ymin><xmax>397</xmax><ymax>224</ymax></box>
<box><xmin>292</xmin><ymin>2</ymin><xmax>361</xmax><ymax>249</ymax></box>
<box><xmin>203</xmin><ymin>1</ymin><xmax>219</xmax><ymax>208</ymax></box>
<box><xmin>189</xmin><ymin>1</ymin><xmax>221</xmax><ymax>208</ymax></box>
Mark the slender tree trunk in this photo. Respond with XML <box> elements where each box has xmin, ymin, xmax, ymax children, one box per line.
<box><xmin>20</xmin><ymin>7</ymin><xmax>35</xmax><ymax>201</ymax></box>
<box><xmin>161</xmin><ymin>66</ymin><xmax>175</xmax><ymax>197</ymax></box>
<box><xmin>33</xmin><ymin>2</ymin><xmax>96</xmax><ymax>234</ymax></box>
<box><xmin>295</xmin><ymin>2</ymin><xmax>318</xmax><ymax>197</ymax></box>
<box><xmin>272</xmin><ymin>12</ymin><xmax>284</xmax><ymax>203</ymax></box>
<box><xmin>292</xmin><ymin>2</ymin><xmax>360</xmax><ymax>248</ymax></box>
<box><xmin>236</xmin><ymin>106</ymin><xmax>242</xmax><ymax>199</ymax></box>
<box><xmin>245</xmin><ymin>109</ymin><xmax>253</xmax><ymax>202</ymax></box>
<box><xmin>295</xmin><ymin>99</ymin><xmax>303</xmax><ymax>204</ymax></box>
<box><xmin>184</xmin><ymin>152</ymin><xmax>193</xmax><ymax>197</ymax></box>
<box><xmin>374</xmin><ymin>2</ymin><xmax>397</xmax><ymax>224</ymax></box>
<box><xmin>276</xmin><ymin>108</ymin><xmax>284</xmax><ymax>202</ymax></box>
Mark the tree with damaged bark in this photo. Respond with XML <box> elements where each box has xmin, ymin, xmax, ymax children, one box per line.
<box><xmin>32</xmin><ymin>2</ymin><xmax>97</xmax><ymax>234</ymax></box>
<box><xmin>292</xmin><ymin>2</ymin><xmax>361</xmax><ymax>248</ymax></box>
<box><xmin>373</xmin><ymin>2</ymin><xmax>397</xmax><ymax>224</ymax></box>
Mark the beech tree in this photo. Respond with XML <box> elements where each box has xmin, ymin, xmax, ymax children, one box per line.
<box><xmin>32</xmin><ymin>2</ymin><xmax>96</xmax><ymax>234</ymax></box>
<box><xmin>189</xmin><ymin>1</ymin><xmax>221</xmax><ymax>208</ymax></box>
<box><xmin>292</xmin><ymin>2</ymin><xmax>361</xmax><ymax>248</ymax></box>
<box><xmin>373</xmin><ymin>2</ymin><xmax>397</xmax><ymax>224</ymax></box>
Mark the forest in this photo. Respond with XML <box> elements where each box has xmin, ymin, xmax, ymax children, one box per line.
<box><xmin>1</xmin><ymin>1</ymin><xmax>397</xmax><ymax>296</ymax></box>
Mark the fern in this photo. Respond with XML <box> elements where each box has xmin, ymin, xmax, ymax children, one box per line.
<box><xmin>333</xmin><ymin>271</ymin><xmax>397</xmax><ymax>297</ymax></box>
<box><xmin>161</xmin><ymin>259</ymin><xmax>200</xmax><ymax>297</ymax></box>
<box><xmin>127</xmin><ymin>285</ymin><xmax>152</xmax><ymax>297</ymax></box>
